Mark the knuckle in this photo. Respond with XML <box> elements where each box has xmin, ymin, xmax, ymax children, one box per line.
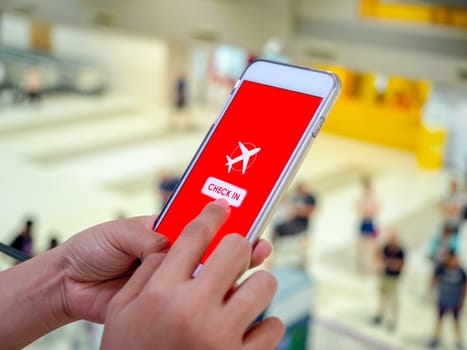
<box><xmin>218</xmin><ymin>234</ymin><xmax>251</xmax><ymax>267</ymax></box>
<box><xmin>169</xmin><ymin>304</ymin><xmax>192</xmax><ymax>335</ymax></box>
<box><xmin>203</xmin><ymin>319</ymin><xmax>234</xmax><ymax>350</ymax></box>
<box><xmin>238</xmin><ymin>271</ymin><xmax>277</xmax><ymax>307</ymax></box>
<box><xmin>256</xmin><ymin>270</ymin><xmax>278</xmax><ymax>293</ymax></box>
<box><xmin>144</xmin><ymin>286</ymin><xmax>196</xmax><ymax>335</ymax></box>
<box><xmin>146</xmin><ymin>282</ymin><xmax>169</xmax><ymax>301</ymax></box>
<box><xmin>225</xmin><ymin>234</ymin><xmax>251</xmax><ymax>255</ymax></box>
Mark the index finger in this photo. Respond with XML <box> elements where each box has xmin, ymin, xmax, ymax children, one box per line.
<box><xmin>154</xmin><ymin>199</ymin><xmax>231</xmax><ymax>280</ymax></box>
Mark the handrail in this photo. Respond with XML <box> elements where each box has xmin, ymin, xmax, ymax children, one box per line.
<box><xmin>0</xmin><ymin>242</ymin><xmax>31</xmax><ymax>262</ymax></box>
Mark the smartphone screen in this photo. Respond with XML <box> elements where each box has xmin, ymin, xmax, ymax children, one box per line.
<box><xmin>155</xmin><ymin>79</ymin><xmax>323</xmax><ymax>262</ymax></box>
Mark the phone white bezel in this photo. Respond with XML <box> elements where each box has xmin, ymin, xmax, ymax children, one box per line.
<box><xmin>242</xmin><ymin>60</ymin><xmax>338</xmax><ymax>99</ymax></box>
<box><xmin>154</xmin><ymin>59</ymin><xmax>341</xmax><ymax>244</ymax></box>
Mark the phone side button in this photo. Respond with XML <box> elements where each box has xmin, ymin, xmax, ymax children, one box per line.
<box><xmin>312</xmin><ymin>117</ymin><xmax>325</xmax><ymax>138</ymax></box>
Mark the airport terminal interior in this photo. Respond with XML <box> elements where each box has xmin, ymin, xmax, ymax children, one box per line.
<box><xmin>1</xmin><ymin>0</ymin><xmax>467</xmax><ymax>349</ymax></box>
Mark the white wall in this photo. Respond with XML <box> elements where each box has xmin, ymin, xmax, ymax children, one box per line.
<box><xmin>0</xmin><ymin>13</ymin><xmax>30</xmax><ymax>48</ymax></box>
<box><xmin>299</xmin><ymin>0</ymin><xmax>360</xmax><ymax>22</ymax></box>
<box><xmin>112</xmin><ymin>0</ymin><xmax>291</xmax><ymax>51</ymax></box>
<box><xmin>52</xmin><ymin>25</ymin><xmax>169</xmax><ymax>103</ymax></box>
<box><xmin>0</xmin><ymin>0</ymin><xmax>292</xmax><ymax>52</ymax></box>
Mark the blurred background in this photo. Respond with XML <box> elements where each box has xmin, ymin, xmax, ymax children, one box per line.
<box><xmin>0</xmin><ymin>0</ymin><xmax>466</xmax><ymax>349</ymax></box>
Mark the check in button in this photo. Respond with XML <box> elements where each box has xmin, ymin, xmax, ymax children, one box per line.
<box><xmin>202</xmin><ymin>177</ymin><xmax>247</xmax><ymax>208</ymax></box>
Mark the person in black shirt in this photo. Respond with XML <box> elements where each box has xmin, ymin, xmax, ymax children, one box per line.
<box><xmin>428</xmin><ymin>251</ymin><xmax>467</xmax><ymax>349</ymax></box>
<box><xmin>372</xmin><ymin>228</ymin><xmax>405</xmax><ymax>331</ymax></box>
<box><xmin>271</xmin><ymin>182</ymin><xmax>317</xmax><ymax>270</ymax></box>
<box><xmin>10</xmin><ymin>219</ymin><xmax>34</xmax><ymax>257</ymax></box>
<box><xmin>355</xmin><ymin>177</ymin><xmax>381</xmax><ymax>274</ymax></box>
<box><xmin>273</xmin><ymin>183</ymin><xmax>316</xmax><ymax>239</ymax></box>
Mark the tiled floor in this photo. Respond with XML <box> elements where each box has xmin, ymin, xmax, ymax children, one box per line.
<box><xmin>1</xmin><ymin>94</ymin><xmax>466</xmax><ymax>349</ymax></box>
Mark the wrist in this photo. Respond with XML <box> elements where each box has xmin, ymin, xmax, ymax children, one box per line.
<box><xmin>0</xmin><ymin>246</ymin><xmax>73</xmax><ymax>348</ymax></box>
<box><xmin>46</xmin><ymin>245</ymin><xmax>77</xmax><ymax>324</ymax></box>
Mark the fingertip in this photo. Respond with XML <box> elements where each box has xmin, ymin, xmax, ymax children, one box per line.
<box><xmin>139</xmin><ymin>232</ymin><xmax>170</xmax><ymax>259</ymax></box>
<box><xmin>250</xmin><ymin>239</ymin><xmax>273</xmax><ymax>268</ymax></box>
<box><xmin>211</xmin><ymin>198</ymin><xmax>231</xmax><ymax>213</ymax></box>
<box><xmin>152</xmin><ymin>232</ymin><xmax>170</xmax><ymax>249</ymax></box>
<box><xmin>244</xmin><ymin>317</ymin><xmax>285</xmax><ymax>350</ymax></box>
<box><xmin>196</xmin><ymin>198</ymin><xmax>232</xmax><ymax>232</ymax></box>
<box><xmin>270</xmin><ymin>317</ymin><xmax>286</xmax><ymax>339</ymax></box>
<box><xmin>255</xmin><ymin>239</ymin><xmax>272</xmax><ymax>256</ymax></box>
<box><xmin>126</xmin><ymin>215</ymin><xmax>158</xmax><ymax>230</ymax></box>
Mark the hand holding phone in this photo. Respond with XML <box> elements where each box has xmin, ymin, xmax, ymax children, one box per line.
<box><xmin>154</xmin><ymin>60</ymin><xmax>340</xmax><ymax>265</ymax></box>
<box><xmin>102</xmin><ymin>200</ymin><xmax>285</xmax><ymax>350</ymax></box>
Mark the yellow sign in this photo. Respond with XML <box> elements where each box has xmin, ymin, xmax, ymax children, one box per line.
<box><xmin>360</xmin><ymin>0</ymin><xmax>467</xmax><ymax>29</ymax></box>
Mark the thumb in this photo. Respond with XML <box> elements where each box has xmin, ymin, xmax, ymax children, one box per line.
<box><xmin>110</xmin><ymin>216</ymin><xmax>169</xmax><ymax>260</ymax></box>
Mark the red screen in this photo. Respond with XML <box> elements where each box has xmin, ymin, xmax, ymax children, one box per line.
<box><xmin>155</xmin><ymin>80</ymin><xmax>322</xmax><ymax>262</ymax></box>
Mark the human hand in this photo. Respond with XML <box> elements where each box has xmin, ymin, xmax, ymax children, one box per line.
<box><xmin>59</xmin><ymin>216</ymin><xmax>169</xmax><ymax>323</ymax></box>
<box><xmin>59</xmin><ymin>205</ymin><xmax>272</xmax><ymax>325</ymax></box>
<box><xmin>101</xmin><ymin>199</ymin><xmax>285</xmax><ymax>350</ymax></box>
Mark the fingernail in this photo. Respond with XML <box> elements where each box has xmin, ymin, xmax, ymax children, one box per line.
<box><xmin>213</xmin><ymin>198</ymin><xmax>231</xmax><ymax>210</ymax></box>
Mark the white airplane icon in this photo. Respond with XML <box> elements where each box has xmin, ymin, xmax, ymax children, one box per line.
<box><xmin>225</xmin><ymin>142</ymin><xmax>261</xmax><ymax>174</ymax></box>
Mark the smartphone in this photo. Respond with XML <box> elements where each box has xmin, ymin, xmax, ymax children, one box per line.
<box><xmin>153</xmin><ymin>59</ymin><xmax>340</xmax><ymax>265</ymax></box>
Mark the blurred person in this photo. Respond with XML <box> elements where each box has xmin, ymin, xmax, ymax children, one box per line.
<box><xmin>175</xmin><ymin>75</ymin><xmax>187</xmax><ymax>111</ymax></box>
<box><xmin>372</xmin><ymin>228</ymin><xmax>405</xmax><ymax>331</ymax></box>
<box><xmin>355</xmin><ymin>177</ymin><xmax>381</xmax><ymax>273</ymax></box>
<box><xmin>439</xmin><ymin>178</ymin><xmax>465</xmax><ymax>235</ymax></box>
<box><xmin>171</xmin><ymin>75</ymin><xmax>193</xmax><ymax>130</ymax></box>
<box><xmin>428</xmin><ymin>251</ymin><xmax>467</xmax><ymax>349</ymax></box>
<box><xmin>429</xmin><ymin>224</ymin><xmax>459</xmax><ymax>268</ymax></box>
<box><xmin>156</xmin><ymin>170</ymin><xmax>180</xmax><ymax>209</ymax></box>
<box><xmin>48</xmin><ymin>236</ymin><xmax>59</xmax><ymax>250</ymax></box>
<box><xmin>25</xmin><ymin>66</ymin><xmax>42</xmax><ymax>104</ymax></box>
<box><xmin>10</xmin><ymin>218</ymin><xmax>34</xmax><ymax>257</ymax></box>
<box><xmin>0</xmin><ymin>200</ymin><xmax>284</xmax><ymax>349</ymax></box>
<box><xmin>115</xmin><ymin>210</ymin><xmax>127</xmax><ymax>220</ymax></box>
<box><xmin>271</xmin><ymin>182</ymin><xmax>317</xmax><ymax>270</ymax></box>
